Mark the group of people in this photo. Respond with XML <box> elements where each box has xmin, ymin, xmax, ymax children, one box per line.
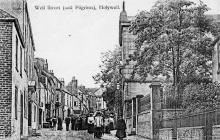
<box><xmin>49</xmin><ymin>115</ymin><xmax>88</xmax><ymax>131</ymax></box>
<box><xmin>47</xmin><ymin>112</ymin><xmax>127</xmax><ymax>140</ymax></box>
<box><xmin>87</xmin><ymin>112</ymin><xmax>114</xmax><ymax>138</ymax></box>
<box><xmin>86</xmin><ymin>112</ymin><xmax>126</xmax><ymax>140</ymax></box>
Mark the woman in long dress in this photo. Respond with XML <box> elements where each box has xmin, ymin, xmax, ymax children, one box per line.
<box><xmin>87</xmin><ymin>113</ymin><xmax>94</xmax><ymax>134</ymax></box>
<box><xmin>94</xmin><ymin>112</ymin><xmax>103</xmax><ymax>138</ymax></box>
<box><xmin>116</xmin><ymin>117</ymin><xmax>126</xmax><ymax>140</ymax></box>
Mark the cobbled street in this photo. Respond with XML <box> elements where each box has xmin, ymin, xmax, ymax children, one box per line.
<box><xmin>28</xmin><ymin>129</ymin><xmax>117</xmax><ymax>140</ymax></box>
<box><xmin>27</xmin><ymin>126</ymin><xmax>149</xmax><ymax>140</ymax></box>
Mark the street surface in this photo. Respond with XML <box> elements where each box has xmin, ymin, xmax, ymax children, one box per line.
<box><xmin>28</xmin><ymin>128</ymin><xmax>149</xmax><ymax>140</ymax></box>
<box><xmin>28</xmin><ymin>129</ymin><xmax>115</xmax><ymax>140</ymax></box>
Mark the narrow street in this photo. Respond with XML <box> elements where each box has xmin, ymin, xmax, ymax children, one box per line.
<box><xmin>28</xmin><ymin>129</ymin><xmax>117</xmax><ymax>140</ymax></box>
<box><xmin>27</xmin><ymin>124</ymin><xmax>149</xmax><ymax>140</ymax></box>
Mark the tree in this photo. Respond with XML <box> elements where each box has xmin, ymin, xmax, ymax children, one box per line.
<box><xmin>93</xmin><ymin>46</ymin><xmax>122</xmax><ymax>109</ymax></box>
<box><xmin>182</xmin><ymin>82</ymin><xmax>220</xmax><ymax>113</ymax></box>
<box><xmin>130</xmin><ymin>0</ymin><xmax>220</xmax><ymax>102</ymax></box>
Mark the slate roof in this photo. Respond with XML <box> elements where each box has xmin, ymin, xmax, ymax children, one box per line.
<box><xmin>0</xmin><ymin>9</ymin><xmax>15</xmax><ymax>19</ymax></box>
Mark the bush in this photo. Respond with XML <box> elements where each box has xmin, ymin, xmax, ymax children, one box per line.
<box><xmin>182</xmin><ymin>82</ymin><xmax>220</xmax><ymax>113</ymax></box>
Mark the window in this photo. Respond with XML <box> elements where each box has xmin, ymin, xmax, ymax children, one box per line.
<box><xmin>15</xmin><ymin>36</ymin><xmax>18</xmax><ymax>71</ymax></box>
<box><xmin>24</xmin><ymin>48</ymin><xmax>26</xmax><ymax>73</ymax></box>
<box><xmin>74</xmin><ymin>101</ymin><xmax>78</xmax><ymax>107</ymax></box>
<box><xmin>24</xmin><ymin>89</ymin><xmax>27</xmax><ymax>118</ymax></box>
<box><xmin>25</xmin><ymin>48</ymin><xmax>28</xmax><ymax>74</ymax></box>
<box><xmin>15</xmin><ymin>87</ymin><xmax>18</xmax><ymax>119</ymax></box>
<box><xmin>218</xmin><ymin>44</ymin><xmax>220</xmax><ymax>72</ymax></box>
<box><xmin>20</xmin><ymin>46</ymin><xmax>22</xmax><ymax>76</ymax></box>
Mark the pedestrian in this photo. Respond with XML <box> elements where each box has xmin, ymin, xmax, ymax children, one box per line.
<box><xmin>87</xmin><ymin>113</ymin><xmax>94</xmax><ymax>134</ymax></box>
<box><xmin>57</xmin><ymin>117</ymin><xmax>63</xmax><ymax>130</ymax></box>
<box><xmin>52</xmin><ymin>116</ymin><xmax>57</xmax><ymax>131</ymax></box>
<box><xmin>49</xmin><ymin>117</ymin><xmax>53</xmax><ymax>129</ymax></box>
<box><xmin>71</xmin><ymin>115</ymin><xmax>76</xmax><ymax>130</ymax></box>
<box><xmin>109</xmin><ymin>115</ymin><xmax>114</xmax><ymax>131</ymax></box>
<box><xmin>94</xmin><ymin>112</ymin><xmax>103</xmax><ymax>139</ymax></box>
<box><xmin>65</xmin><ymin>116</ymin><xmax>71</xmax><ymax>131</ymax></box>
<box><xmin>115</xmin><ymin>117</ymin><xmax>126</xmax><ymax>140</ymax></box>
<box><xmin>79</xmin><ymin>116</ymin><xmax>83</xmax><ymax>130</ymax></box>
<box><xmin>74</xmin><ymin>117</ymin><xmax>81</xmax><ymax>131</ymax></box>
<box><xmin>104</xmin><ymin>115</ymin><xmax>110</xmax><ymax>134</ymax></box>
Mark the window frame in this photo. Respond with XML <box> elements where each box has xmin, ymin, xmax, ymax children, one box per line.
<box><xmin>15</xmin><ymin>86</ymin><xmax>18</xmax><ymax>120</ymax></box>
<box><xmin>20</xmin><ymin>45</ymin><xmax>22</xmax><ymax>77</ymax></box>
<box><xmin>15</xmin><ymin>36</ymin><xmax>18</xmax><ymax>72</ymax></box>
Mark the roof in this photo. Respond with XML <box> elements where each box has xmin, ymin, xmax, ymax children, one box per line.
<box><xmin>93</xmin><ymin>88</ymin><xmax>105</xmax><ymax>97</ymax></box>
<box><xmin>0</xmin><ymin>9</ymin><xmax>25</xmax><ymax>49</ymax></box>
<box><xmin>0</xmin><ymin>9</ymin><xmax>15</xmax><ymax>19</ymax></box>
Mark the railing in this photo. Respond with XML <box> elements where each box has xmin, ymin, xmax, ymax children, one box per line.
<box><xmin>127</xmin><ymin>101</ymin><xmax>132</xmax><ymax>117</ymax></box>
<box><xmin>138</xmin><ymin>95</ymin><xmax>151</xmax><ymax>113</ymax></box>
<box><xmin>161</xmin><ymin>108</ymin><xmax>220</xmax><ymax>128</ymax></box>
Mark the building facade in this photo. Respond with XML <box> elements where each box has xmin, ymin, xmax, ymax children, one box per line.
<box><xmin>93</xmin><ymin>88</ymin><xmax>107</xmax><ymax>111</ymax></box>
<box><xmin>0</xmin><ymin>0</ymin><xmax>35</xmax><ymax>139</ymax></box>
<box><xmin>118</xmin><ymin>2</ymin><xmax>164</xmax><ymax>139</ymax></box>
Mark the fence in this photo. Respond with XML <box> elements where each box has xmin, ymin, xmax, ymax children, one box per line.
<box><xmin>161</xmin><ymin>108</ymin><xmax>220</xmax><ymax>139</ymax></box>
<box><xmin>138</xmin><ymin>95</ymin><xmax>151</xmax><ymax>113</ymax></box>
<box><xmin>126</xmin><ymin>101</ymin><xmax>132</xmax><ymax>117</ymax></box>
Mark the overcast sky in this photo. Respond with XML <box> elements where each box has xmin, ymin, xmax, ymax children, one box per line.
<box><xmin>27</xmin><ymin>0</ymin><xmax>220</xmax><ymax>88</ymax></box>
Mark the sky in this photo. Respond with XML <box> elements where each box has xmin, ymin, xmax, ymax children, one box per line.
<box><xmin>27</xmin><ymin>0</ymin><xmax>220</xmax><ymax>88</ymax></box>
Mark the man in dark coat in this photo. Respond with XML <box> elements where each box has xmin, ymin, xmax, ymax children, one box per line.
<box><xmin>57</xmin><ymin>117</ymin><xmax>63</xmax><ymax>130</ymax></box>
<box><xmin>116</xmin><ymin>117</ymin><xmax>126</xmax><ymax>140</ymax></box>
<box><xmin>65</xmin><ymin>116</ymin><xmax>71</xmax><ymax>131</ymax></box>
<box><xmin>87</xmin><ymin>113</ymin><xmax>94</xmax><ymax>134</ymax></box>
<box><xmin>52</xmin><ymin>116</ymin><xmax>57</xmax><ymax>130</ymax></box>
<box><xmin>74</xmin><ymin>117</ymin><xmax>81</xmax><ymax>131</ymax></box>
<box><xmin>71</xmin><ymin>116</ymin><xmax>76</xmax><ymax>130</ymax></box>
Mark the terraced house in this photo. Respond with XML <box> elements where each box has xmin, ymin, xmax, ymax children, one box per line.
<box><xmin>0</xmin><ymin>0</ymin><xmax>35</xmax><ymax>139</ymax></box>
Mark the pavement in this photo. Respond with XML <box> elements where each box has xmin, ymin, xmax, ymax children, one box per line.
<box><xmin>27</xmin><ymin>123</ymin><xmax>150</xmax><ymax>140</ymax></box>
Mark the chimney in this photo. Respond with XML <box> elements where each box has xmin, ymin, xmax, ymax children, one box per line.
<box><xmin>44</xmin><ymin>59</ymin><xmax>48</xmax><ymax>71</ymax></box>
<box><xmin>49</xmin><ymin>70</ymin><xmax>54</xmax><ymax>75</ymax></box>
<box><xmin>60</xmin><ymin>78</ymin><xmax>65</xmax><ymax>86</ymax></box>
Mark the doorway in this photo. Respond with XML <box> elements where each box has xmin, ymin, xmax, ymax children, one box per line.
<box><xmin>20</xmin><ymin>94</ymin><xmax>23</xmax><ymax>135</ymax></box>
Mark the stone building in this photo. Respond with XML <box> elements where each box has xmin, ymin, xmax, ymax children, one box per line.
<box><xmin>34</xmin><ymin>58</ymin><xmax>62</xmax><ymax>127</ymax></box>
<box><xmin>0</xmin><ymin>0</ymin><xmax>35</xmax><ymax>139</ymax></box>
<box><xmin>86</xmin><ymin>88</ymin><xmax>97</xmax><ymax>113</ymax></box>
<box><xmin>211</xmin><ymin>15</ymin><xmax>220</xmax><ymax>83</ymax></box>
<box><xmin>93</xmin><ymin>88</ymin><xmax>107</xmax><ymax>112</ymax></box>
<box><xmin>119</xmin><ymin>2</ymin><xmax>164</xmax><ymax>139</ymax></box>
<box><xmin>66</xmin><ymin>77</ymin><xmax>81</xmax><ymax>116</ymax></box>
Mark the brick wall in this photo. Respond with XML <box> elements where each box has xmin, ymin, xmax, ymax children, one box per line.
<box><xmin>0</xmin><ymin>21</ymin><xmax>13</xmax><ymax>137</ymax></box>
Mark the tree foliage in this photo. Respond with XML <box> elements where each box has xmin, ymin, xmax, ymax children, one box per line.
<box><xmin>93</xmin><ymin>46</ymin><xmax>122</xmax><ymax>108</ymax></box>
<box><xmin>182</xmin><ymin>82</ymin><xmax>220</xmax><ymax>113</ymax></box>
<box><xmin>130</xmin><ymin>0</ymin><xmax>220</xmax><ymax>95</ymax></box>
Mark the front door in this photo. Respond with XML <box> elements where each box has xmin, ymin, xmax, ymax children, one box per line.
<box><xmin>39</xmin><ymin>109</ymin><xmax>42</xmax><ymax>128</ymax></box>
<box><xmin>132</xmin><ymin>98</ymin><xmax>136</xmax><ymax>129</ymax></box>
<box><xmin>20</xmin><ymin>94</ymin><xmax>23</xmax><ymax>135</ymax></box>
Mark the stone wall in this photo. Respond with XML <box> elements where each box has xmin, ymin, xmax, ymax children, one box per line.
<box><xmin>125</xmin><ymin>117</ymin><xmax>132</xmax><ymax>134</ymax></box>
<box><xmin>137</xmin><ymin>111</ymin><xmax>152</xmax><ymax>139</ymax></box>
<box><xmin>159</xmin><ymin>126</ymin><xmax>204</xmax><ymax>140</ymax></box>
<box><xmin>177</xmin><ymin>126</ymin><xmax>204</xmax><ymax>140</ymax></box>
<box><xmin>213</xmin><ymin>125</ymin><xmax>220</xmax><ymax>140</ymax></box>
<box><xmin>159</xmin><ymin>128</ymin><xmax>173</xmax><ymax>140</ymax></box>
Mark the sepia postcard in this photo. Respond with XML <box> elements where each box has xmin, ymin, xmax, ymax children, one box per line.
<box><xmin>0</xmin><ymin>0</ymin><xmax>220</xmax><ymax>139</ymax></box>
